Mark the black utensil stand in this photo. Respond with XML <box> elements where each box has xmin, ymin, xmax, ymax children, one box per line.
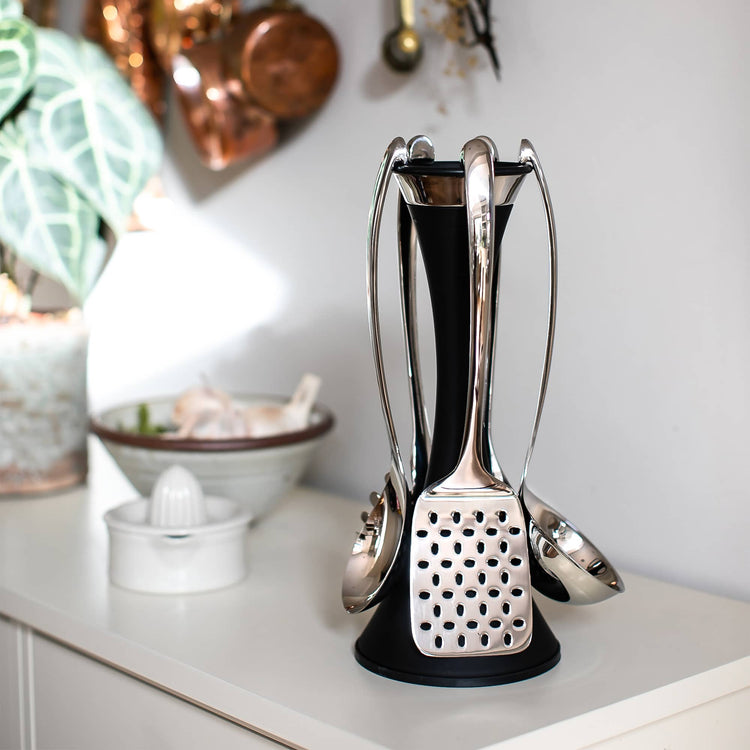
<box><xmin>355</xmin><ymin>173</ymin><xmax>560</xmax><ymax>686</ymax></box>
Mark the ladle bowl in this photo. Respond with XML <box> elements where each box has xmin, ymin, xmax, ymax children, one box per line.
<box><xmin>342</xmin><ymin>477</ymin><xmax>404</xmax><ymax>613</ymax></box>
<box><xmin>523</xmin><ymin>487</ymin><xmax>624</xmax><ymax>604</ymax></box>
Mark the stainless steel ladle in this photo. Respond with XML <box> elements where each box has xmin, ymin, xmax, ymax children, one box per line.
<box><xmin>343</xmin><ymin>136</ymin><xmax>433</xmax><ymax>613</ymax></box>
<box><xmin>342</xmin><ymin>137</ymin><xmax>407</xmax><ymax>614</ymax></box>
<box><xmin>516</xmin><ymin>139</ymin><xmax>624</xmax><ymax>605</ymax></box>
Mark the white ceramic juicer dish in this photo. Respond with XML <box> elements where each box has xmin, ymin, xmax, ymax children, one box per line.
<box><xmin>104</xmin><ymin>465</ymin><xmax>252</xmax><ymax>594</ymax></box>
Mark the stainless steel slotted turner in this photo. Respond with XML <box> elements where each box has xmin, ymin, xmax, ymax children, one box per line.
<box><xmin>409</xmin><ymin>138</ymin><xmax>533</xmax><ymax>658</ymax></box>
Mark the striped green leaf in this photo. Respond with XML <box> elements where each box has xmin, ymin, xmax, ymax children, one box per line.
<box><xmin>20</xmin><ymin>29</ymin><xmax>162</xmax><ymax>235</ymax></box>
<box><xmin>0</xmin><ymin>123</ymin><xmax>105</xmax><ymax>302</ymax></box>
<box><xmin>0</xmin><ymin>17</ymin><xmax>37</xmax><ymax>123</ymax></box>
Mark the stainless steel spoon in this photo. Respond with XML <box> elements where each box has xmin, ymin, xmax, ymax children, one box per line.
<box><xmin>516</xmin><ymin>139</ymin><xmax>624</xmax><ymax>605</ymax></box>
<box><xmin>382</xmin><ymin>0</ymin><xmax>422</xmax><ymax>72</ymax></box>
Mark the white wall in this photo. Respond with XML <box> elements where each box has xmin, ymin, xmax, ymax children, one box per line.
<box><xmin>83</xmin><ymin>1</ymin><xmax>750</xmax><ymax>601</ymax></box>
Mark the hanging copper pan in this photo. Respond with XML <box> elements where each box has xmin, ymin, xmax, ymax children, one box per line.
<box><xmin>225</xmin><ymin>2</ymin><xmax>339</xmax><ymax>121</ymax></box>
<box><xmin>172</xmin><ymin>37</ymin><xmax>278</xmax><ymax>170</ymax></box>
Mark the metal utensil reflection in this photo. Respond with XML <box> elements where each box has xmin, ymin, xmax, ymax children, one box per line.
<box><xmin>171</xmin><ymin>39</ymin><xmax>277</xmax><ymax>170</ymax></box>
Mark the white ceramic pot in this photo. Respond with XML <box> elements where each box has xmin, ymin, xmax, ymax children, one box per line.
<box><xmin>0</xmin><ymin>312</ymin><xmax>88</xmax><ymax>495</ymax></box>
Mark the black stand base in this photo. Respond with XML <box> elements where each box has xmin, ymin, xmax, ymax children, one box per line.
<box><xmin>354</xmin><ymin>574</ymin><xmax>560</xmax><ymax>687</ymax></box>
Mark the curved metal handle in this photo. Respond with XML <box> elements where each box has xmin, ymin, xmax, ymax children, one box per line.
<box><xmin>367</xmin><ymin>138</ymin><xmax>410</xmax><ymax>494</ymax></box>
<box><xmin>477</xmin><ymin>135</ymin><xmax>509</xmax><ymax>486</ymax></box>
<box><xmin>448</xmin><ymin>137</ymin><xmax>497</xmax><ymax>488</ymax></box>
<box><xmin>518</xmin><ymin>139</ymin><xmax>558</xmax><ymax>492</ymax></box>
<box><xmin>398</xmin><ymin>0</ymin><xmax>416</xmax><ymax>29</ymax></box>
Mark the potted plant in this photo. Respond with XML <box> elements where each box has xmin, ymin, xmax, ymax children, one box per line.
<box><xmin>0</xmin><ymin>0</ymin><xmax>162</xmax><ymax>494</ymax></box>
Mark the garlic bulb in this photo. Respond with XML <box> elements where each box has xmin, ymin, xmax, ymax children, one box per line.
<box><xmin>244</xmin><ymin>373</ymin><xmax>321</xmax><ymax>438</ymax></box>
<box><xmin>168</xmin><ymin>374</ymin><xmax>321</xmax><ymax>439</ymax></box>
<box><xmin>172</xmin><ymin>384</ymin><xmax>231</xmax><ymax>428</ymax></box>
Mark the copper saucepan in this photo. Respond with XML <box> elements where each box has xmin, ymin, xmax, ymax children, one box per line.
<box><xmin>171</xmin><ymin>1</ymin><xmax>338</xmax><ymax>169</ymax></box>
<box><xmin>225</xmin><ymin>2</ymin><xmax>339</xmax><ymax>121</ymax></box>
<box><xmin>172</xmin><ymin>38</ymin><xmax>278</xmax><ymax>170</ymax></box>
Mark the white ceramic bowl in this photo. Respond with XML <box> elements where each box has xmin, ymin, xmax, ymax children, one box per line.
<box><xmin>91</xmin><ymin>395</ymin><xmax>334</xmax><ymax>519</ymax></box>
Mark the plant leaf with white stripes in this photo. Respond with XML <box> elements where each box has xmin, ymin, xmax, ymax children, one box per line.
<box><xmin>0</xmin><ymin>123</ymin><xmax>104</xmax><ymax>302</ymax></box>
<box><xmin>0</xmin><ymin>17</ymin><xmax>36</xmax><ymax>123</ymax></box>
<box><xmin>20</xmin><ymin>29</ymin><xmax>162</xmax><ymax>234</ymax></box>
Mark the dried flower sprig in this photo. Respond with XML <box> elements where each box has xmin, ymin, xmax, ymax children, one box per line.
<box><xmin>423</xmin><ymin>0</ymin><xmax>500</xmax><ymax>79</ymax></box>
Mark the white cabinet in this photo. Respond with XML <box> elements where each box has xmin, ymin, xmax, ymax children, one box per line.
<box><xmin>31</xmin><ymin>634</ymin><xmax>281</xmax><ymax>750</ymax></box>
<box><xmin>0</xmin><ymin>616</ymin><xmax>22</xmax><ymax>750</ymax></box>
<box><xmin>1</xmin><ymin>467</ymin><xmax>750</xmax><ymax>750</ymax></box>
<box><xmin>586</xmin><ymin>686</ymin><xmax>750</xmax><ymax>749</ymax></box>
<box><xmin>2</xmin><ymin>616</ymin><xmax>284</xmax><ymax>750</ymax></box>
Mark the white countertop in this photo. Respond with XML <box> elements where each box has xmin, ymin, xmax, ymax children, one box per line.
<box><xmin>1</xmin><ymin>442</ymin><xmax>749</xmax><ymax>750</ymax></box>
